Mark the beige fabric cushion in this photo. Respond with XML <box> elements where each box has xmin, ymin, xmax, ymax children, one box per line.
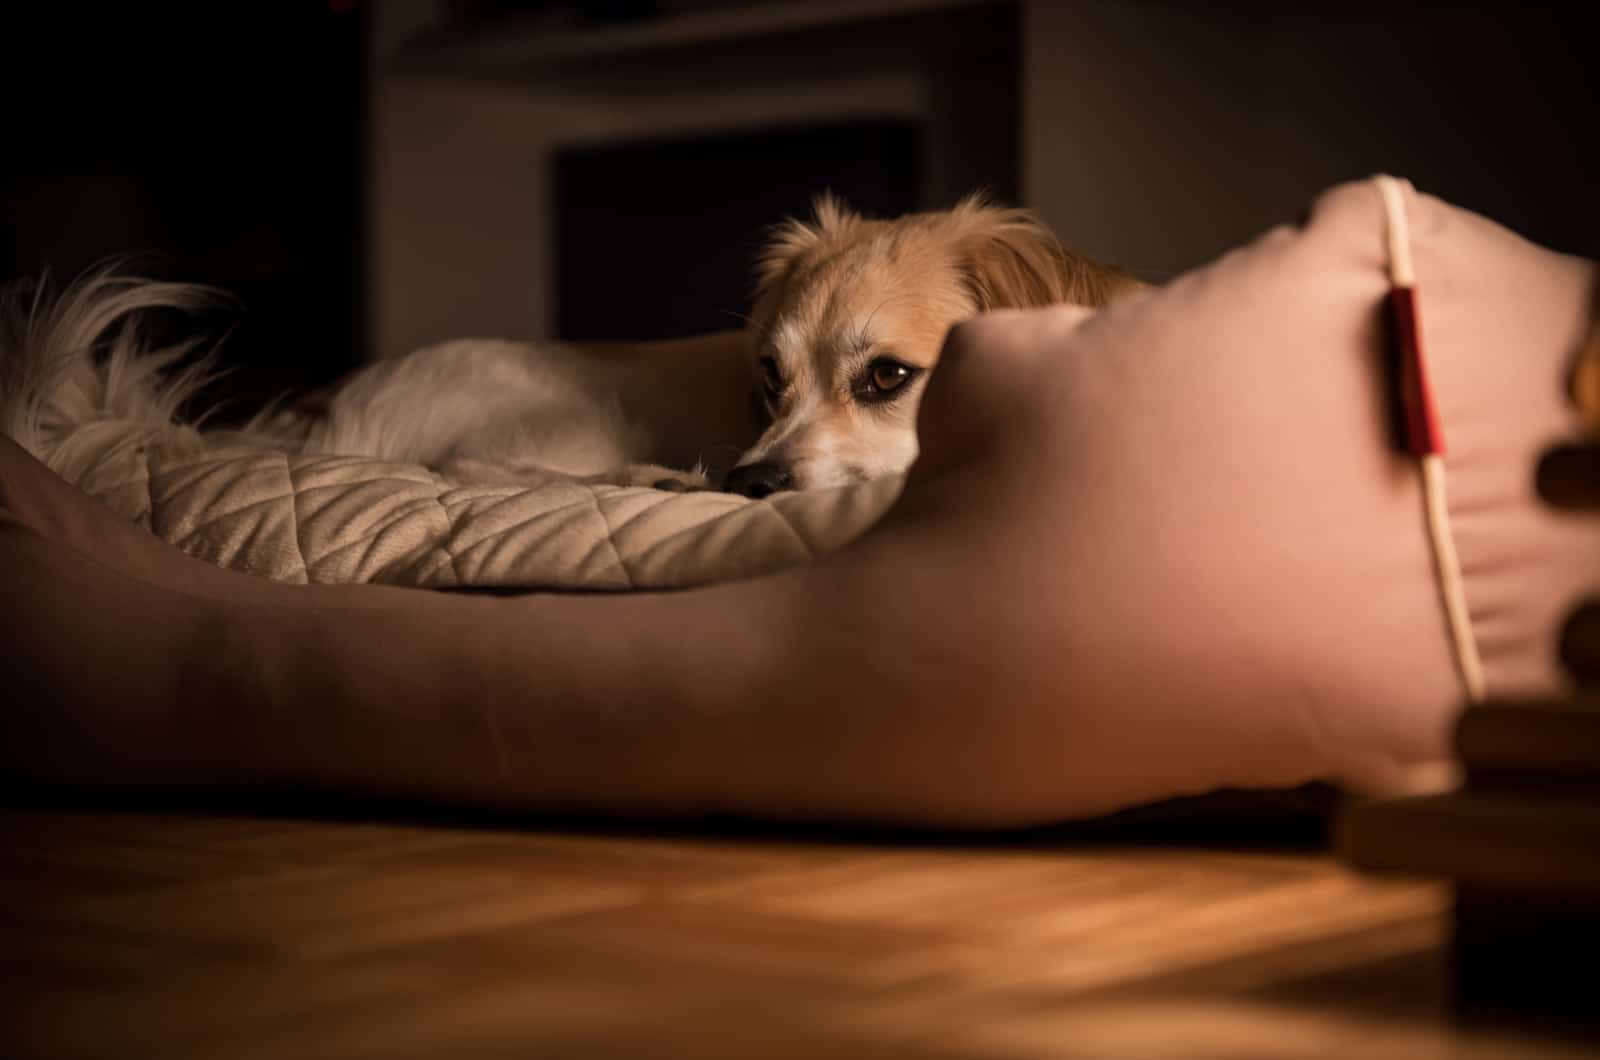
<box><xmin>74</xmin><ymin>445</ymin><xmax>901</xmax><ymax>590</ymax></box>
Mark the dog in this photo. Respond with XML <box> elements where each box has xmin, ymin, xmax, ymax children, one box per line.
<box><xmin>0</xmin><ymin>195</ymin><xmax>1139</xmax><ymax>497</ymax></box>
<box><xmin>724</xmin><ymin>192</ymin><xmax>1142</xmax><ymax>495</ymax></box>
<box><xmin>270</xmin><ymin>192</ymin><xmax>1139</xmax><ymax>497</ymax></box>
<box><xmin>271</xmin><ymin>330</ymin><xmax>753</xmax><ymax>492</ymax></box>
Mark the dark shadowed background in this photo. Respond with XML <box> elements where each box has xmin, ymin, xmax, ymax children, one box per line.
<box><xmin>2</xmin><ymin>1</ymin><xmax>1595</xmax><ymax>417</ymax></box>
<box><xmin>1</xmin><ymin>3</ymin><xmax>366</xmax><ymax>416</ymax></box>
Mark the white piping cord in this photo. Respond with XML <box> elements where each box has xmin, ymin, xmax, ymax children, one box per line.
<box><xmin>1375</xmin><ymin>175</ymin><xmax>1487</xmax><ymax>704</ymax></box>
<box><xmin>1423</xmin><ymin>453</ymin><xmax>1485</xmax><ymax>703</ymax></box>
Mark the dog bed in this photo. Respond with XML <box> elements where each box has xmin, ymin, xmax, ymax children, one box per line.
<box><xmin>1</xmin><ymin>177</ymin><xmax>1595</xmax><ymax>826</ymax></box>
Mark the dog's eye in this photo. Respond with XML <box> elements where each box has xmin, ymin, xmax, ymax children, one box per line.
<box><xmin>857</xmin><ymin>358</ymin><xmax>918</xmax><ymax>401</ymax></box>
<box><xmin>759</xmin><ymin>356</ymin><xmax>785</xmax><ymax>405</ymax></box>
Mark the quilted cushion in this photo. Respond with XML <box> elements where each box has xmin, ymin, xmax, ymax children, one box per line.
<box><xmin>77</xmin><ymin>445</ymin><xmax>901</xmax><ymax>590</ymax></box>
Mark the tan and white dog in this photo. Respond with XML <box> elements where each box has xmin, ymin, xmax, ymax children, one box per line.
<box><xmin>724</xmin><ymin>192</ymin><xmax>1141</xmax><ymax>495</ymax></box>
<box><xmin>24</xmin><ymin>195</ymin><xmax>1138</xmax><ymax>496</ymax></box>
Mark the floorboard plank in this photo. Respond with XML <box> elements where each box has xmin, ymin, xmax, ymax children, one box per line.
<box><xmin>1</xmin><ymin>806</ymin><xmax>1592</xmax><ymax>1059</ymax></box>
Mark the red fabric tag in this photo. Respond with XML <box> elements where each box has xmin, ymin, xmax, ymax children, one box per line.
<box><xmin>1388</xmin><ymin>286</ymin><xmax>1446</xmax><ymax>457</ymax></box>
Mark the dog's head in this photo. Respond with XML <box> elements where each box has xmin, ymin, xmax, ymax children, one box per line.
<box><xmin>722</xmin><ymin>192</ymin><xmax>1138</xmax><ymax>497</ymax></box>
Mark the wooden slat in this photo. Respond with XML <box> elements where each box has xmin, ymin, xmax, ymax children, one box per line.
<box><xmin>1339</xmin><ymin>788</ymin><xmax>1600</xmax><ymax>897</ymax></box>
<box><xmin>1561</xmin><ymin>602</ymin><xmax>1600</xmax><ymax>684</ymax></box>
<box><xmin>1536</xmin><ymin>444</ymin><xmax>1600</xmax><ymax>508</ymax></box>
<box><xmin>1455</xmin><ymin>698</ymin><xmax>1600</xmax><ymax>781</ymax></box>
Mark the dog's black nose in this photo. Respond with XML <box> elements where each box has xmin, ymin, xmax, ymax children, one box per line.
<box><xmin>722</xmin><ymin>461</ymin><xmax>793</xmax><ymax>499</ymax></box>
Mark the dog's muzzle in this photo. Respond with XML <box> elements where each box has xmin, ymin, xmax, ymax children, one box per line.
<box><xmin>722</xmin><ymin>461</ymin><xmax>793</xmax><ymax>499</ymax></box>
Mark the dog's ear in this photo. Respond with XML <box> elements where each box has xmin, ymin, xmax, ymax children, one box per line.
<box><xmin>753</xmin><ymin>191</ymin><xmax>859</xmax><ymax>305</ymax></box>
<box><xmin>953</xmin><ymin>193</ymin><xmax>1135</xmax><ymax>311</ymax></box>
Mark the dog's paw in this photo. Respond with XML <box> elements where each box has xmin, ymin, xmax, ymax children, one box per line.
<box><xmin>619</xmin><ymin>464</ymin><xmax>710</xmax><ymax>493</ymax></box>
<box><xmin>441</xmin><ymin>457</ymin><xmax>574</xmax><ymax>489</ymax></box>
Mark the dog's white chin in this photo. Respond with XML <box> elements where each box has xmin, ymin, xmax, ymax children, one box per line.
<box><xmin>790</xmin><ymin>461</ymin><xmax>910</xmax><ymax>491</ymax></box>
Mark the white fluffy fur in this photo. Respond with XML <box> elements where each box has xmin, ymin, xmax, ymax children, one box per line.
<box><xmin>0</xmin><ymin>267</ymin><xmax>221</xmax><ymax>487</ymax></box>
<box><xmin>286</xmin><ymin>337</ymin><xmax>692</xmax><ymax>489</ymax></box>
<box><xmin>0</xmin><ymin>268</ymin><xmax>706</xmax><ymax>492</ymax></box>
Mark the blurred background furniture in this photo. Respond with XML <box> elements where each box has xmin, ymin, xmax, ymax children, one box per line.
<box><xmin>4</xmin><ymin>2</ymin><xmax>1596</xmax><ymax>408</ymax></box>
<box><xmin>1339</xmin><ymin>411</ymin><xmax>1599</xmax><ymax>1025</ymax></box>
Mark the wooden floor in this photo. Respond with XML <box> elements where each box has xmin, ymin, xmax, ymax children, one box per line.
<box><xmin>1</xmin><ymin>801</ymin><xmax>1592</xmax><ymax>1059</ymax></box>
